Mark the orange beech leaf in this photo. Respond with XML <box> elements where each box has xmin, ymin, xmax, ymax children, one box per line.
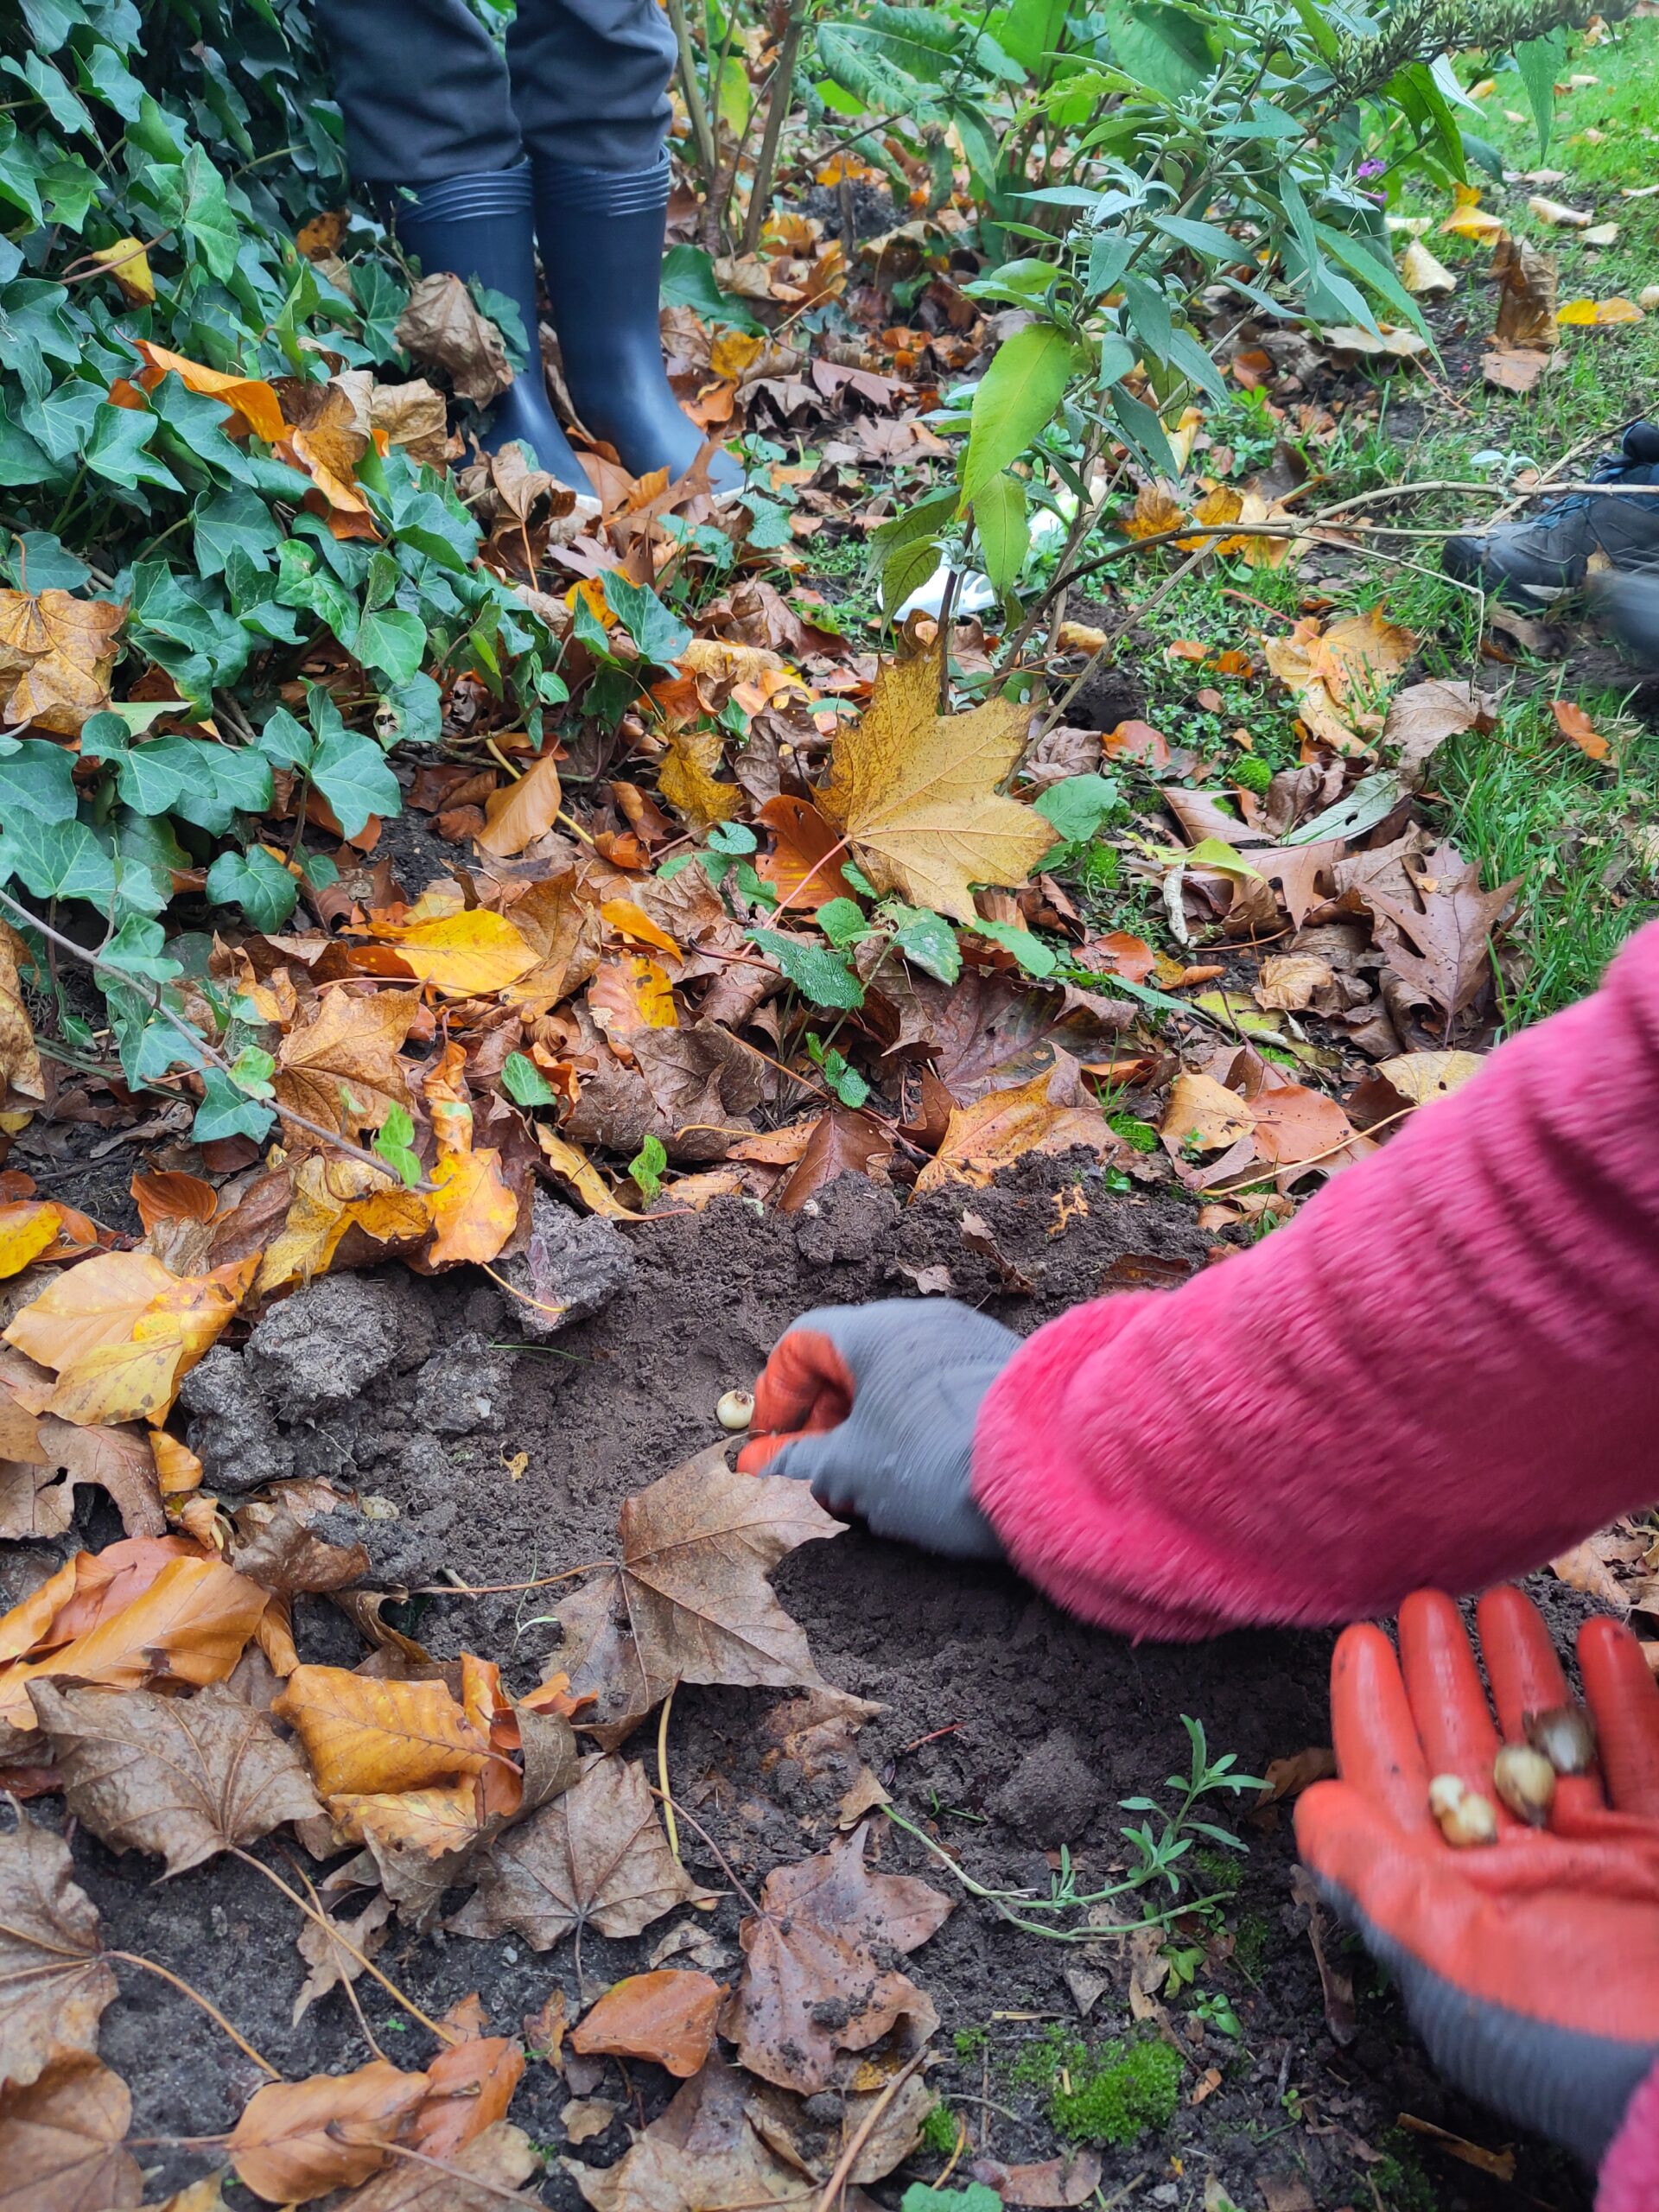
<box><xmin>570</xmin><ymin>1968</ymin><xmax>725</xmax><ymax>2077</ymax></box>
<box><xmin>228</xmin><ymin>2060</ymin><xmax>431</xmax><ymax>2202</ymax></box>
<box><xmin>1551</xmin><ymin>699</ymin><xmax>1611</xmax><ymax>759</ymax></box>
<box><xmin>130</xmin><ymin>341</ymin><xmax>288</xmax><ymax>443</ymax></box>
<box><xmin>474</xmin><ymin>751</ymin><xmax>564</xmax><ymax>858</ymax></box>
<box><xmin>0</xmin><ymin>1203</ymin><xmax>63</xmax><ymax>1280</ymax></box>
<box><xmin>0</xmin><ymin>1555</ymin><xmax>268</xmax><ymax>1726</ymax></box>
<box><xmin>409</xmin><ymin>2035</ymin><xmax>526</xmax><ymax>2157</ymax></box>
<box><xmin>130</xmin><ymin>1173</ymin><xmax>218</xmax><ymax>1233</ymax></box>
<box><xmin>599</xmin><ymin>899</ymin><xmax>681</xmax><ymax>957</ymax></box>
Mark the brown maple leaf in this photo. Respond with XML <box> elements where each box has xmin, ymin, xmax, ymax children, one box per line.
<box><xmin>1358</xmin><ymin>840</ymin><xmax>1518</xmax><ymax>1019</ymax></box>
<box><xmin>453</xmin><ymin>1754</ymin><xmax>705</xmax><ymax>1950</ymax></box>
<box><xmin>721</xmin><ymin>1821</ymin><xmax>951</xmax><ymax>2093</ymax></box>
<box><xmin>29</xmin><ymin>1681</ymin><xmax>324</xmax><ymax>1878</ymax></box>
<box><xmin>0</xmin><ymin>2056</ymin><xmax>140</xmax><ymax>2209</ymax></box>
<box><xmin>272</xmin><ymin>989</ymin><xmax>416</xmax><ymax>1136</ymax></box>
<box><xmin>550</xmin><ymin>1444</ymin><xmax>844</xmax><ymax>1746</ymax></box>
<box><xmin>0</xmin><ymin>1812</ymin><xmax>117</xmax><ymax>2088</ymax></box>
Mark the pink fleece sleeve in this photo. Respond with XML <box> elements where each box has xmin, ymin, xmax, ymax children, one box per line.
<box><xmin>1598</xmin><ymin>2057</ymin><xmax>1659</xmax><ymax>2211</ymax></box>
<box><xmin>971</xmin><ymin>918</ymin><xmax>1659</xmax><ymax>1642</ymax></box>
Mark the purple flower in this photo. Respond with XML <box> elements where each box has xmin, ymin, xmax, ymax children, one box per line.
<box><xmin>1356</xmin><ymin>158</ymin><xmax>1385</xmax><ymax>179</ymax></box>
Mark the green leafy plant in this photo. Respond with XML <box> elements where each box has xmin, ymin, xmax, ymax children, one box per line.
<box><xmin>629</xmin><ymin>1133</ymin><xmax>670</xmax><ymax>1202</ymax></box>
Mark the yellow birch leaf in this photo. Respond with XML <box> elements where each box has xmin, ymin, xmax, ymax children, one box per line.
<box><xmin>89</xmin><ymin>238</ymin><xmax>156</xmax><ymax>303</ymax></box>
<box><xmin>600</xmin><ymin>900</ymin><xmax>682</xmax><ymax>957</ymax></box>
<box><xmin>364</xmin><ymin>909</ymin><xmax>536</xmax><ymax>996</ymax></box>
<box><xmin>0</xmin><ymin>1203</ymin><xmax>63</xmax><ymax>1279</ymax></box>
<box><xmin>819</xmin><ymin>646</ymin><xmax>1058</xmax><ymax>921</ymax></box>
<box><xmin>536</xmin><ymin>1128</ymin><xmax>638</xmax><ymax>1218</ymax></box>
<box><xmin>658</xmin><ymin>728</ymin><xmax>742</xmax><ymax>830</ymax></box>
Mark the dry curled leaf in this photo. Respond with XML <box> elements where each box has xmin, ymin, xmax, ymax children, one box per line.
<box><xmin>550</xmin><ymin>1443</ymin><xmax>843</xmax><ymax>1745</ymax></box>
<box><xmin>0</xmin><ymin>2056</ymin><xmax>141</xmax><ymax>2211</ymax></box>
<box><xmin>0</xmin><ymin>1812</ymin><xmax>117</xmax><ymax>2089</ymax></box>
<box><xmin>475</xmin><ymin>752</ymin><xmax>566</xmax><ymax>858</ymax></box>
<box><xmin>819</xmin><ymin>646</ymin><xmax>1057</xmax><ymax>920</ymax></box>
<box><xmin>0</xmin><ymin>588</ymin><xmax>125</xmax><ymax>735</ymax></box>
<box><xmin>1492</xmin><ymin>232</ymin><xmax>1559</xmax><ymax>351</ymax></box>
<box><xmin>721</xmin><ymin>1821</ymin><xmax>951</xmax><ymax>2093</ymax></box>
<box><xmin>1398</xmin><ymin>238</ymin><xmax>1456</xmax><ymax>296</ymax></box>
<box><xmin>1160</xmin><ymin>1070</ymin><xmax>1255</xmax><ymax>1154</ymax></box>
<box><xmin>229</xmin><ymin>2060</ymin><xmax>432</xmax><ymax>2203</ymax></box>
<box><xmin>1373</xmin><ymin>1051</ymin><xmax>1484</xmax><ymax>1105</ymax></box>
<box><xmin>334</xmin><ymin>2120</ymin><xmax>540</xmax><ymax>2212</ymax></box>
<box><xmin>395</xmin><ymin>273</ymin><xmax>512</xmax><ymax>406</ymax></box>
<box><xmin>1551</xmin><ymin>699</ymin><xmax>1610</xmax><ymax>760</ymax></box>
<box><xmin>1360</xmin><ymin>841</ymin><xmax>1518</xmax><ymax>1020</ymax></box>
<box><xmin>454</xmin><ymin>1752</ymin><xmax>704</xmax><ymax>1949</ymax></box>
<box><xmin>570</xmin><ymin>1969</ymin><xmax>725</xmax><ymax>2078</ymax></box>
<box><xmin>573</xmin><ymin>2054</ymin><xmax>847</xmax><ymax>2212</ymax></box>
<box><xmin>29</xmin><ymin>1680</ymin><xmax>323</xmax><ymax>1876</ymax></box>
<box><xmin>409</xmin><ymin>2033</ymin><xmax>526</xmax><ymax>2158</ymax></box>
<box><xmin>292</xmin><ymin>1890</ymin><xmax>397</xmax><ymax>2027</ymax></box>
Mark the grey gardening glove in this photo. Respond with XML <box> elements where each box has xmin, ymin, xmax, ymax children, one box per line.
<box><xmin>736</xmin><ymin>1300</ymin><xmax>1018</xmax><ymax>1560</ymax></box>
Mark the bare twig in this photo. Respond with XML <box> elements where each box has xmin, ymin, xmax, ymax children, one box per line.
<box><xmin>230</xmin><ymin>1849</ymin><xmax>459</xmax><ymax>2045</ymax></box>
<box><xmin>666</xmin><ymin>0</ymin><xmax>720</xmax><ymax>188</ymax></box>
<box><xmin>658</xmin><ymin>1681</ymin><xmax>682</xmax><ymax>1862</ymax></box>
<box><xmin>812</xmin><ymin>2047</ymin><xmax>929</xmax><ymax>2212</ymax></box>
<box><xmin>646</xmin><ymin>1783</ymin><xmax>761</xmax><ymax>1916</ymax></box>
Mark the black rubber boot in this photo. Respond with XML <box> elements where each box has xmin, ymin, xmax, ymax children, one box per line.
<box><xmin>393</xmin><ymin>164</ymin><xmax>598</xmax><ymax>501</ymax></box>
<box><xmin>1443</xmin><ymin>423</ymin><xmax>1659</xmax><ymax>603</ymax></box>
<box><xmin>531</xmin><ymin>153</ymin><xmax>743</xmax><ymax>494</ymax></box>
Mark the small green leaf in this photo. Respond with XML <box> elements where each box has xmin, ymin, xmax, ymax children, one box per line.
<box><xmin>747</xmin><ymin>927</ymin><xmax>865</xmax><ymax>1010</ymax></box>
<box><xmin>1035</xmin><ymin>773</ymin><xmax>1122</xmax><ymax>845</ymax></box>
<box><xmin>503</xmin><ymin>1050</ymin><xmax>557</xmax><ymax>1109</ymax></box>
<box><xmin>958</xmin><ymin>322</ymin><xmax>1082</xmax><ymax>512</ymax></box>
<box><xmin>374</xmin><ymin>1102</ymin><xmax>424</xmax><ymax>1187</ymax></box>
<box><xmin>889</xmin><ymin>904</ymin><xmax>961</xmax><ymax>983</ymax></box>
<box><xmin>817</xmin><ymin>896</ymin><xmax>871</xmax><ymax>950</ymax></box>
<box><xmin>194</xmin><ymin>1069</ymin><xmax>276</xmax><ymax>1145</ymax></box>
<box><xmin>971</xmin><ymin>918</ymin><xmax>1058</xmax><ymax>976</ymax></box>
<box><xmin>310</xmin><ymin>726</ymin><xmax>402</xmax><ymax>837</ymax></box>
<box><xmin>629</xmin><ymin>1132</ymin><xmax>668</xmax><ymax>1202</ymax></box>
<box><xmin>206</xmin><ymin>845</ymin><xmax>300</xmax><ymax>931</ymax></box>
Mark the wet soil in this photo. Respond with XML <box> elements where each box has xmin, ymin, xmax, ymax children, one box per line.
<box><xmin>29</xmin><ymin>1163</ymin><xmax>1595</xmax><ymax>2212</ymax></box>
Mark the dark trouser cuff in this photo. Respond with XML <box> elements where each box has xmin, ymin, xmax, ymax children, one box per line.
<box><xmin>530</xmin><ymin>150</ymin><xmax>671</xmax><ymax>217</ymax></box>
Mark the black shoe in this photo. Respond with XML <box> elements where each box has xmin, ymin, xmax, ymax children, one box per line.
<box><xmin>393</xmin><ymin>164</ymin><xmax>598</xmax><ymax>502</ymax></box>
<box><xmin>531</xmin><ymin>153</ymin><xmax>744</xmax><ymax>496</ymax></box>
<box><xmin>1592</xmin><ymin>570</ymin><xmax>1659</xmax><ymax>670</ymax></box>
<box><xmin>1443</xmin><ymin>422</ymin><xmax>1659</xmax><ymax>602</ymax></box>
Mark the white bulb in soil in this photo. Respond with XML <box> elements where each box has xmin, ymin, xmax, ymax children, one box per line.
<box><xmin>716</xmin><ymin>1389</ymin><xmax>754</xmax><ymax>1432</ymax></box>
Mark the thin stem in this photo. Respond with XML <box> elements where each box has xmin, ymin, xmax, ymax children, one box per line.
<box><xmin>414</xmin><ymin>1561</ymin><xmax>611</xmax><ymax>1596</ymax></box>
<box><xmin>0</xmin><ymin>886</ymin><xmax>430</xmax><ymax>1192</ymax></box>
<box><xmin>741</xmin><ymin>0</ymin><xmax>812</xmax><ymax>256</ymax></box>
<box><xmin>288</xmin><ymin>1855</ymin><xmax>387</xmax><ymax>2063</ymax></box>
<box><xmin>109</xmin><ymin>1952</ymin><xmax>279</xmax><ymax>2076</ymax></box>
<box><xmin>229</xmin><ymin>1850</ymin><xmax>459</xmax><ymax>2045</ymax></box>
<box><xmin>667</xmin><ymin>0</ymin><xmax>719</xmax><ymax>188</ymax></box>
<box><xmin>647</xmin><ymin>1783</ymin><xmax>761</xmax><ymax>1916</ymax></box>
<box><xmin>658</xmin><ymin>1681</ymin><xmax>682</xmax><ymax>1862</ymax></box>
<box><xmin>381</xmin><ymin>2142</ymin><xmax>551</xmax><ymax>2205</ymax></box>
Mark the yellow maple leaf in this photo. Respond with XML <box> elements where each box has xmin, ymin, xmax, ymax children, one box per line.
<box><xmin>257</xmin><ymin>1155</ymin><xmax>429</xmax><ymax>1296</ymax></box>
<box><xmin>818</xmin><ymin>648</ymin><xmax>1057</xmax><ymax>922</ymax></box>
<box><xmin>364</xmin><ymin>909</ymin><xmax>536</xmax><ymax>996</ymax></box>
<box><xmin>4</xmin><ymin>1251</ymin><xmax>255</xmax><ymax>1427</ymax></box>
<box><xmin>913</xmin><ymin>1071</ymin><xmax>1118</xmax><ymax>1194</ymax></box>
<box><xmin>658</xmin><ymin>728</ymin><xmax>741</xmax><ymax>830</ymax></box>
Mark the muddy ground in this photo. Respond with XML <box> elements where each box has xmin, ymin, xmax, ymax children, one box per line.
<box><xmin>19</xmin><ymin>1163</ymin><xmax>1594</xmax><ymax>2212</ymax></box>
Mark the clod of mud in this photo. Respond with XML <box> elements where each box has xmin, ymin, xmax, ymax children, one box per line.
<box><xmin>497</xmin><ymin>1192</ymin><xmax>637</xmax><ymax>1338</ymax></box>
<box><xmin>991</xmin><ymin>1726</ymin><xmax>1103</xmax><ymax>1845</ymax></box>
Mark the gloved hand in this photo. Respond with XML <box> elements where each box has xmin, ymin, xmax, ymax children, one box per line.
<box><xmin>734</xmin><ymin>1300</ymin><xmax>1018</xmax><ymax>1560</ymax></box>
<box><xmin>1295</xmin><ymin>1586</ymin><xmax>1659</xmax><ymax>2171</ymax></box>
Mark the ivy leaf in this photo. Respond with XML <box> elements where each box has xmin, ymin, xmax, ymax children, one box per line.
<box><xmin>379</xmin><ymin>672</ymin><xmax>442</xmax><ymax>747</ymax></box>
<box><xmin>502</xmin><ymin>1052</ymin><xmax>557</xmax><ymax>1109</ymax></box>
<box><xmin>628</xmin><ymin>1133</ymin><xmax>667</xmax><ymax>1203</ymax></box>
<box><xmin>206</xmin><ymin>845</ymin><xmax>300</xmax><ymax>931</ymax></box>
<box><xmin>746</xmin><ymin>928</ymin><xmax>866</xmax><ymax>1010</ymax></box>
<box><xmin>83</xmin><ymin>404</ymin><xmax>180</xmax><ymax>493</ymax></box>
<box><xmin>193</xmin><ymin>1069</ymin><xmax>276</xmax><ymax>1146</ymax></box>
<box><xmin>0</xmin><ymin>817</ymin><xmax>116</xmax><ymax>905</ymax></box>
<box><xmin>603</xmin><ymin>574</ymin><xmax>692</xmax><ymax>667</ymax></box>
<box><xmin>353</xmin><ymin>605</ymin><xmax>428</xmax><ymax>686</ymax></box>
<box><xmin>372</xmin><ymin>1103</ymin><xmax>423</xmax><ymax>1188</ymax></box>
<box><xmin>310</xmin><ymin>727</ymin><xmax>401</xmax><ymax>838</ymax></box>
<box><xmin>254</xmin><ymin>706</ymin><xmax>315</xmax><ymax>772</ymax></box>
<box><xmin>193</xmin><ymin>490</ymin><xmax>283</xmax><ymax>578</ymax></box>
<box><xmin>0</xmin><ymin>740</ymin><xmax>78</xmax><ymax>823</ymax></box>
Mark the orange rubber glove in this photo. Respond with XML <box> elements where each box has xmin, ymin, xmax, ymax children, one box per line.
<box><xmin>1295</xmin><ymin>1586</ymin><xmax>1659</xmax><ymax>2172</ymax></box>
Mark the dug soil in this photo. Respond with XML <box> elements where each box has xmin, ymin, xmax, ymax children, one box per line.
<box><xmin>57</xmin><ymin>1163</ymin><xmax>1592</xmax><ymax>2212</ymax></box>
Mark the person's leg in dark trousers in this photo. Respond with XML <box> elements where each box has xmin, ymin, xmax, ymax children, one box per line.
<box><xmin>509</xmin><ymin>0</ymin><xmax>743</xmax><ymax>492</ymax></box>
<box><xmin>315</xmin><ymin>0</ymin><xmax>596</xmax><ymax>496</ymax></box>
